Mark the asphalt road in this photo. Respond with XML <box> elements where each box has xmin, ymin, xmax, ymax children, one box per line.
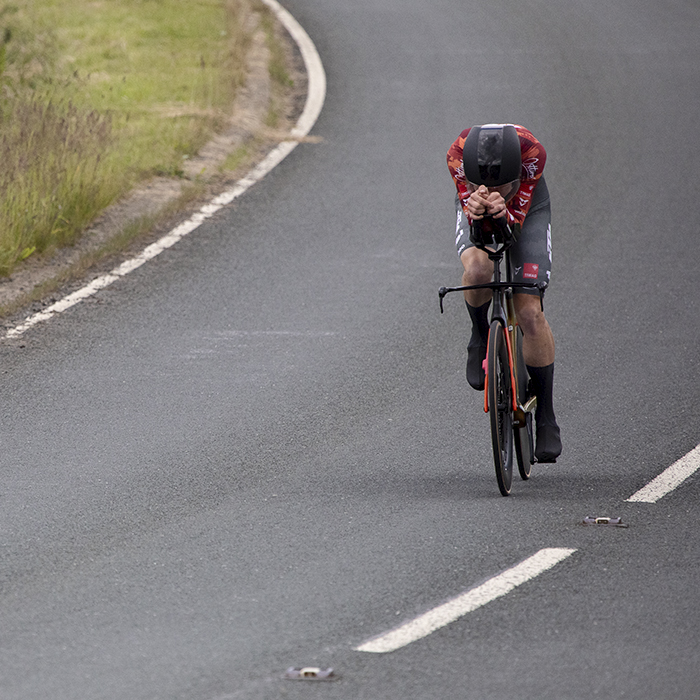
<box><xmin>1</xmin><ymin>0</ymin><xmax>699</xmax><ymax>698</ymax></box>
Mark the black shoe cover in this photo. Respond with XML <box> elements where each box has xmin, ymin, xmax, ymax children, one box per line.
<box><xmin>535</xmin><ymin>424</ymin><xmax>562</xmax><ymax>463</ymax></box>
<box><xmin>465</xmin><ymin>301</ymin><xmax>490</xmax><ymax>390</ymax></box>
<box><xmin>467</xmin><ymin>342</ymin><xmax>487</xmax><ymax>390</ymax></box>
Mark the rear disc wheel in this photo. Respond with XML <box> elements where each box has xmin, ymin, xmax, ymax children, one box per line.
<box><xmin>515</xmin><ymin>415</ymin><xmax>533</xmax><ymax>480</ymax></box>
<box><xmin>513</xmin><ymin>327</ymin><xmax>533</xmax><ymax>480</ymax></box>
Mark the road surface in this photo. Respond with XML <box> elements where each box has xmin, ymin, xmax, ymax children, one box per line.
<box><xmin>1</xmin><ymin>0</ymin><xmax>699</xmax><ymax>697</ymax></box>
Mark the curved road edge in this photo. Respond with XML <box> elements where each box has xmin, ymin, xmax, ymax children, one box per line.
<box><xmin>5</xmin><ymin>0</ymin><xmax>327</xmax><ymax>341</ymax></box>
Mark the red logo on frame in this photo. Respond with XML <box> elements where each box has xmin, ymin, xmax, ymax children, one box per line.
<box><xmin>523</xmin><ymin>263</ymin><xmax>539</xmax><ymax>279</ymax></box>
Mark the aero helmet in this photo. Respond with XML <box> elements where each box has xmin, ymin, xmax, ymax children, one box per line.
<box><xmin>462</xmin><ymin>124</ymin><xmax>522</xmax><ymax>187</ymax></box>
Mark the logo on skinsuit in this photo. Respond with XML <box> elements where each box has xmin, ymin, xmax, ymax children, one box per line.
<box><xmin>523</xmin><ymin>263</ymin><xmax>539</xmax><ymax>279</ymax></box>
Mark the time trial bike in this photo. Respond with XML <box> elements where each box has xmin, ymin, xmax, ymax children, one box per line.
<box><xmin>439</xmin><ymin>216</ymin><xmax>547</xmax><ymax>496</ymax></box>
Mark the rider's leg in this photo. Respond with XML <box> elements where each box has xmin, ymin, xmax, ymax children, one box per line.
<box><xmin>514</xmin><ymin>293</ymin><xmax>561</xmax><ymax>462</ymax></box>
<box><xmin>460</xmin><ymin>247</ymin><xmax>492</xmax><ymax>390</ymax></box>
<box><xmin>513</xmin><ymin>293</ymin><xmax>554</xmax><ymax>366</ymax></box>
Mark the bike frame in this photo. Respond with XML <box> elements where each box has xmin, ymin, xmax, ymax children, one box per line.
<box><xmin>438</xmin><ymin>235</ymin><xmax>546</xmax><ymax>418</ymax></box>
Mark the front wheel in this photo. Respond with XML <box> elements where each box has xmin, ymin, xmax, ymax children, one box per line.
<box><xmin>487</xmin><ymin>321</ymin><xmax>513</xmax><ymax>496</ymax></box>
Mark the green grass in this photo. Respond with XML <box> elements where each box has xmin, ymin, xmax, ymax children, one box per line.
<box><xmin>0</xmin><ymin>0</ymin><xmax>252</xmax><ymax>276</ymax></box>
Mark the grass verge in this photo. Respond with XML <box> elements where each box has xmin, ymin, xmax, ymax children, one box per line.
<box><xmin>0</xmin><ymin>0</ymin><xmax>252</xmax><ymax>277</ymax></box>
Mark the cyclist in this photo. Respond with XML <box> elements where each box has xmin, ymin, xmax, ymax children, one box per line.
<box><xmin>447</xmin><ymin>123</ymin><xmax>561</xmax><ymax>462</ymax></box>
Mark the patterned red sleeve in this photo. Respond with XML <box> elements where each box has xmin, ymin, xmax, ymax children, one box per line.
<box><xmin>447</xmin><ymin>125</ymin><xmax>546</xmax><ymax>227</ymax></box>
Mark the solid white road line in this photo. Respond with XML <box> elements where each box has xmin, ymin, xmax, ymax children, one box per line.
<box><xmin>5</xmin><ymin>0</ymin><xmax>326</xmax><ymax>341</ymax></box>
<box><xmin>355</xmin><ymin>547</ymin><xmax>576</xmax><ymax>654</ymax></box>
<box><xmin>626</xmin><ymin>443</ymin><xmax>700</xmax><ymax>503</ymax></box>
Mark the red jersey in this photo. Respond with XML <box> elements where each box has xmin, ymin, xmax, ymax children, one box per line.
<box><xmin>447</xmin><ymin>124</ymin><xmax>546</xmax><ymax>227</ymax></box>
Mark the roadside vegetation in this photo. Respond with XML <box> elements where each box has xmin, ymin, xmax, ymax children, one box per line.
<box><xmin>0</xmin><ymin>0</ymin><xmax>255</xmax><ymax>277</ymax></box>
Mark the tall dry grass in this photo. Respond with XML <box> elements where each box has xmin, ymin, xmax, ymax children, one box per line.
<box><xmin>0</xmin><ymin>96</ymin><xmax>124</xmax><ymax>275</ymax></box>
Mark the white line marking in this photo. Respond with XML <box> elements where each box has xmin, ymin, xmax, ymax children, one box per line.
<box><xmin>5</xmin><ymin>0</ymin><xmax>326</xmax><ymax>340</ymax></box>
<box><xmin>355</xmin><ymin>547</ymin><xmax>576</xmax><ymax>654</ymax></box>
<box><xmin>626</xmin><ymin>443</ymin><xmax>700</xmax><ymax>503</ymax></box>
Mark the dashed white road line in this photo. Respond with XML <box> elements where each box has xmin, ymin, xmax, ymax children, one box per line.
<box><xmin>351</xmin><ymin>445</ymin><xmax>699</xmax><ymax>656</ymax></box>
<box><xmin>352</xmin><ymin>444</ymin><xmax>699</xmax><ymax>656</ymax></box>
<box><xmin>626</xmin><ymin>443</ymin><xmax>700</xmax><ymax>503</ymax></box>
<box><xmin>5</xmin><ymin>0</ymin><xmax>326</xmax><ymax>341</ymax></box>
<box><xmin>355</xmin><ymin>547</ymin><xmax>576</xmax><ymax>654</ymax></box>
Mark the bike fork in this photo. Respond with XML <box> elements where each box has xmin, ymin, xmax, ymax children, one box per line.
<box><xmin>483</xmin><ymin>321</ymin><xmax>518</xmax><ymax>414</ymax></box>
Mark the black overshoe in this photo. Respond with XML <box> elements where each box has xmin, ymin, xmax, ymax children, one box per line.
<box><xmin>465</xmin><ymin>301</ymin><xmax>490</xmax><ymax>391</ymax></box>
<box><xmin>535</xmin><ymin>424</ymin><xmax>562</xmax><ymax>462</ymax></box>
<box><xmin>466</xmin><ymin>341</ymin><xmax>487</xmax><ymax>390</ymax></box>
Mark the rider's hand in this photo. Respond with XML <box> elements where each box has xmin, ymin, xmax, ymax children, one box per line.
<box><xmin>467</xmin><ymin>185</ymin><xmax>507</xmax><ymax>220</ymax></box>
<box><xmin>466</xmin><ymin>186</ymin><xmax>488</xmax><ymax>220</ymax></box>
<box><xmin>487</xmin><ymin>193</ymin><xmax>507</xmax><ymax>219</ymax></box>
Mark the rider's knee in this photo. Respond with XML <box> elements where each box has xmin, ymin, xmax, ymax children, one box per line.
<box><xmin>516</xmin><ymin>298</ymin><xmax>547</xmax><ymax>336</ymax></box>
<box><xmin>460</xmin><ymin>250</ymin><xmax>492</xmax><ymax>285</ymax></box>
